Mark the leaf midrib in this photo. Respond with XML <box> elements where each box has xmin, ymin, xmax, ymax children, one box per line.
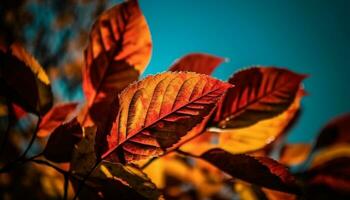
<box><xmin>102</xmin><ymin>85</ymin><xmax>226</xmax><ymax>159</ymax></box>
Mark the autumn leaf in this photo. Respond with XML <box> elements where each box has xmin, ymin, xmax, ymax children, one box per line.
<box><xmin>81</xmin><ymin>0</ymin><xmax>152</xmax><ymax>155</ymax></box>
<box><xmin>104</xmin><ymin>72</ymin><xmax>233</xmax><ymax>163</ymax></box>
<box><xmin>38</xmin><ymin>102</ymin><xmax>78</xmax><ymax>138</ymax></box>
<box><xmin>217</xmin><ymin>88</ymin><xmax>305</xmax><ymax>154</ymax></box>
<box><xmin>201</xmin><ymin>148</ymin><xmax>299</xmax><ymax>194</ymax></box>
<box><xmin>279</xmin><ymin>143</ymin><xmax>311</xmax><ymax>166</ymax></box>
<box><xmin>180</xmin><ymin>87</ymin><xmax>304</xmax><ymax>156</ymax></box>
<box><xmin>43</xmin><ymin>118</ymin><xmax>83</xmax><ymax>163</ymax></box>
<box><xmin>302</xmin><ymin>155</ymin><xmax>350</xmax><ymax>197</ymax></box>
<box><xmin>169</xmin><ymin>53</ymin><xmax>225</xmax><ymax>75</ymax></box>
<box><xmin>261</xmin><ymin>188</ymin><xmax>296</xmax><ymax>200</ymax></box>
<box><xmin>313</xmin><ymin>113</ymin><xmax>350</xmax><ymax>151</ymax></box>
<box><xmin>70</xmin><ymin>125</ymin><xmax>162</xmax><ymax>199</ymax></box>
<box><xmin>0</xmin><ymin>43</ymin><xmax>53</xmax><ymax>115</ymax></box>
<box><xmin>215</xmin><ymin>67</ymin><xmax>306</xmax><ymax>129</ymax></box>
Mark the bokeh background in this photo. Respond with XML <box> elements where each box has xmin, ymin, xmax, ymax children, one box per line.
<box><xmin>1</xmin><ymin>0</ymin><xmax>349</xmax><ymax>144</ymax></box>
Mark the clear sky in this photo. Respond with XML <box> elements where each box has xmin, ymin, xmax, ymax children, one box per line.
<box><xmin>136</xmin><ymin>0</ymin><xmax>350</xmax><ymax>143</ymax></box>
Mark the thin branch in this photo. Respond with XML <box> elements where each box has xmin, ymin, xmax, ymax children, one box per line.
<box><xmin>63</xmin><ymin>173</ymin><xmax>69</xmax><ymax>200</ymax></box>
<box><xmin>0</xmin><ymin>116</ymin><xmax>42</xmax><ymax>173</ymax></box>
<box><xmin>175</xmin><ymin>149</ymin><xmax>200</xmax><ymax>158</ymax></box>
<box><xmin>72</xmin><ymin>159</ymin><xmax>101</xmax><ymax>200</ymax></box>
<box><xmin>141</xmin><ymin>157</ymin><xmax>158</xmax><ymax>170</ymax></box>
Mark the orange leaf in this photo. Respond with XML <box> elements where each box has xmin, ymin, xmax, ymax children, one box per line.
<box><xmin>0</xmin><ymin>43</ymin><xmax>52</xmax><ymax>115</ymax></box>
<box><xmin>169</xmin><ymin>53</ymin><xmax>224</xmax><ymax>75</ymax></box>
<box><xmin>104</xmin><ymin>72</ymin><xmax>233</xmax><ymax>163</ymax></box>
<box><xmin>279</xmin><ymin>143</ymin><xmax>311</xmax><ymax>166</ymax></box>
<box><xmin>215</xmin><ymin>67</ymin><xmax>306</xmax><ymax>129</ymax></box>
<box><xmin>217</xmin><ymin>88</ymin><xmax>305</xmax><ymax>154</ymax></box>
<box><xmin>38</xmin><ymin>102</ymin><xmax>78</xmax><ymax>138</ymax></box>
<box><xmin>81</xmin><ymin>0</ymin><xmax>152</xmax><ymax>154</ymax></box>
<box><xmin>180</xmin><ymin>88</ymin><xmax>304</xmax><ymax>156</ymax></box>
<box><xmin>201</xmin><ymin>148</ymin><xmax>299</xmax><ymax>194</ymax></box>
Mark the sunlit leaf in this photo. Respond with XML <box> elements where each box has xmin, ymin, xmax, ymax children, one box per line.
<box><xmin>261</xmin><ymin>188</ymin><xmax>296</xmax><ymax>200</ymax></box>
<box><xmin>0</xmin><ymin>43</ymin><xmax>53</xmax><ymax>115</ymax></box>
<box><xmin>81</xmin><ymin>0</ymin><xmax>152</xmax><ymax>155</ymax></box>
<box><xmin>314</xmin><ymin>113</ymin><xmax>350</xmax><ymax>151</ymax></box>
<box><xmin>169</xmin><ymin>53</ymin><xmax>224</xmax><ymax>75</ymax></box>
<box><xmin>201</xmin><ymin>148</ymin><xmax>299</xmax><ymax>193</ymax></box>
<box><xmin>279</xmin><ymin>143</ymin><xmax>311</xmax><ymax>166</ymax></box>
<box><xmin>215</xmin><ymin>67</ymin><xmax>306</xmax><ymax>129</ymax></box>
<box><xmin>234</xmin><ymin>181</ymin><xmax>259</xmax><ymax>200</ymax></box>
<box><xmin>104</xmin><ymin>72</ymin><xmax>232</xmax><ymax>163</ymax></box>
<box><xmin>38</xmin><ymin>102</ymin><xmax>78</xmax><ymax>138</ymax></box>
<box><xmin>33</xmin><ymin>162</ymin><xmax>75</xmax><ymax>199</ymax></box>
<box><xmin>95</xmin><ymin>161</ymin><xmax>163</xmax><ymax>199</ymax></box>
<box><xmin>43</xmin><ymin>118</ymin><xmax>83</xmax><ymax>163</ymax></box>
<box><xmin>179</xmin><ymin>131</ymin><xmax>216</xmax><ymax>156</ymax></box>
<box><xmin>218</xmin><ymin>88</ymin><xmax>304</xmax><ymax>154</ymax></box>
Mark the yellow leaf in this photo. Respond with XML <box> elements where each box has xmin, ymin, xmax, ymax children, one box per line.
<box><xmin>218</xmin><ymin>88</ymin><xmax>304</xmax><ymax>154</ymax></box>
<box><xmin>279</xmin><ymin>143</ymin><xmax>311</xmax><ymax>166</ymax></box>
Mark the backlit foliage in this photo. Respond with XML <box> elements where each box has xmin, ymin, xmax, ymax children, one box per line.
<box><xmin>0</xmin><ymin>1</ymin><xmax>349</xmax><ymax>200</ymax></box>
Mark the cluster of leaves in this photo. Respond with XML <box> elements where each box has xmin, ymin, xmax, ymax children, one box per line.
<box><xmin>0</xmin><ymin>0</ymin><xmax>349</xmax><ymax>200</ymax></box>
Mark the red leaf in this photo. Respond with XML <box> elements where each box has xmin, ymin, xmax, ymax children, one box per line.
<box><xmin>169</xmin><ymin>53</ymin><xmax>224</xmax><ymax>75</ymax></box>
<box><xmin>81</xmin><ymin>0</ymin><xmax>152</xmax><ymax>155</ymax></box>
<box><xmin>104</xmin><ymin>72</ymin><xmax>233</xmax><ymax>163</ymax></box>
<box><xmin>215</xmin><ymin>67</ymin><xmax>307</xmax><ymax>128</ymax></box>
<box><xmin>305</xmin><ymin>156</ymin><xmax>350</xmax><ymax>194</ymax></box>
<box><xmin>201</xmin><ymin>148</ymin><xmax>299</xmax><ymax>194</ymax></box>
<box><xmin>38</xmin><ymin>102</ymin><xmax>78</xmax><ymax>138</ymax></box>
<box><xmin>43</xmin><ymin>118</ymin><xmax>83</xmax><ymax>163</ymax></box>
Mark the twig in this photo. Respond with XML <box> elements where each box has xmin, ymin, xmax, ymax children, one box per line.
<box><xmin>141</xmin><ymin>157</ymin><xmax>158</xmax><ymax>170</ymax></box>
<box><xmin>72</xmin><ymin>159</ymin><xmax>101</xmax><ymax>200</ymax></box>
<box><xmin>0</xmin><ymin>117</ymin><xmax>42</xmax><ymax>172</ymax></box>
<box><xmin>63</xmin><ymin>173</ymin><xmax>69</xmax><ymax>200</ymax></box>
<box><xmin>175</xmin><ymin>149</ymin><xmax>200</xmax><ymax>158</ymax></box>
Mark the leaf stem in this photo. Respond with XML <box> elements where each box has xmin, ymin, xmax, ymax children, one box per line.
<box><xmin>63</xmin><ymin>173</ymin><xmax>69</xmax><ymax>200</ymax></box>
<box><xmin>175</xmin><ymin>149</ymin><xmax>200</xmax><ymax>158</ymax></box>
<box><xmin>141</xmin><ymin>157</ymin><xmax>158</xmax><ymax>169</ymax></box>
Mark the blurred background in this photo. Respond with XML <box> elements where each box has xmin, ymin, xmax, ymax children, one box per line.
<box><xmin>1</xmin><ymin>0</ymin><xmax>349</xmax><ymax>143</ymax></box>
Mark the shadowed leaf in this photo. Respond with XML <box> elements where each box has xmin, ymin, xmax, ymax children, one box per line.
<box><xmin>38</xmin><ymin>102</ymin><xmax>78</xmax><ymax>138</ymax></box>
<box><xmin>169</xmin><ymin>53</ymin><xmax>224</xmax><ymax>75</ymax></box>
<box><xmin>314</xmin><ymin>113</ymin><xmax>350</xmax><ymax>151</ymax></box>
<box><xmin>105</xmin><ymin>72</ymin><xmax>233</xmax><ymax>163</ymax></box>
<box><xmin>215</xmin><ymin>67</ymin><xmax>306</xmax><ymax>129</ymax></box>
<box><xmin>303</xmin><ymin>156</ymin><xmax>350</xmax><ymax>196</ymax></box>
<box><xmin>43</xmin><ymin>118</ymin><xmax>83</xmax><ymax>163</ymax></box>
<box><xmin>70</xmin><ymin>126</ymin><xmax>162</xmax><ymax>199</ymax></box>
<box><xmin>81</xmin><ymin>0</ymin><xmax>152</xmax><ymax>155</ymax></box>
<box><xmin>0</xmin><ymin>43</ymin><xmax>53</xmax><ymax>115</ymax></box>
<box><xmin>201</xmin><ymin>148</ymin><xmax>299</xmax><ymax>194</ymax></box>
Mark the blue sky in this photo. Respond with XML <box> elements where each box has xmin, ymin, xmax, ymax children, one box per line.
<box><xmin>137</xmin><ymin>0</ymin><xmax>350</xmax><ymax>143</ymax></box>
